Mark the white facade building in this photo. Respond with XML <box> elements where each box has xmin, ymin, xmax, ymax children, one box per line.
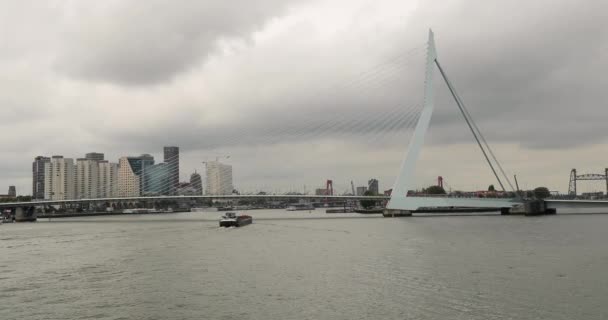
<box><xmin>44</xmin><ymin>156</ymin><xmax>75</xmax><ymax>200</ymax></box>
<box><xmin>99</xmin><ymin>161</ymin><xmax>119</xmax><ymax>198</ymax></box>
<box><xmin>205</xmin><ymin>161</ymin><xmax>233</xmax><ymax>195</ymax></box>
<box><xmin>76</xmin><ymin>158</ymin><xmax>99</xmax><ymax>199</ymax></box>
<box><xmin>118</xmin><ymin>157</ymin><xmax>140</xmax><ymax>197</ymax></box>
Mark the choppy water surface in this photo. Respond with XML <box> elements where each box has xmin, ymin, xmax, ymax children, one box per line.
<box><xmin>1</xmin><ymin>210</ymin><xmax>607</xmax><ymax>319</ymax></box>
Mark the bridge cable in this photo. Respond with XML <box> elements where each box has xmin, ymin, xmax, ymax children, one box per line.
<box><xmin>432</xmin><ymin>61</ymin><xmax>516</xmax><ymax>193</ymax></box>
<box><xmin>122</xmin><ymin>103</ymin><xmax>424</xmax><ymax>196</ymax></box>
<box><xmin>434</xmin><ymin>59</ymin><xmax>507</xmax><ymax>193</ymax></box>
<box><xmin>186</xmin><ymin>45</ymin><xmax>426</xmax><ymax>149</ymax></box>
<box><xmin>454</xmin><ymin>90</ymin><xmax>516</xmax><ymax>192</ymax></box>
<box><xmin>87</xmin><ymin>46</ymin><xmax>430</xmax><ymax>198</ymax></box>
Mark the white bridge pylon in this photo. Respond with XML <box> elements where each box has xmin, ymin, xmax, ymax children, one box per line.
<box><xmin>387</xmin><ymin>30</ymin><xmax>521</xmax><ymax>210</ymax></box>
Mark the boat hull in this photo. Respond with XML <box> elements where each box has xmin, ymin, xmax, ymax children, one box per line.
<box><xmin>220</xmin><ymin>219</ymin><xmax>237</xmax><ymax>227</ymax></box>
<box><xmin>219</xmin><ymin>216</ymin><xmax>253</xmax><ymax>227</ymax></box>
<box><xmin>236</xmin><ymin>217</ymin><xmax>252</xmax><ymax>227</ymax></box>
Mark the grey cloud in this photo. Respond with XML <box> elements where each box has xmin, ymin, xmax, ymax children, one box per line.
<box><xmin>84</xmin><ymin>0</ymin><xmax>608</xmax><ymax>151</ymax></box>
<box><xmin>1</xmin><ymin>0</ymin><xmax>608</xmax><ymax>194</ymax></box>
<box><xmin>411</xmin><ymin>0</ymin><xmax>608</xmax><ymax>148</ymax></box>
<box><xmin>55</xmin><ymin>0</ymin><xmax>301</xmax><ymax>85</ymax></box>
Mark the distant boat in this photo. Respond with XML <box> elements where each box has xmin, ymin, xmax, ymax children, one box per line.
<box><xmin>122</xmin><ymin>208</ymin><xmax>153</xmax><ymax>214</ymax></box>
<box><xmin>0</xmin><ymin>216</ymin><xmax>12</xmax><ymax>224</ymax></box>
<box><xmin>219</xmin><ymin>212</ymin><xmax>253</xmax><ymax>227</ymax></box>
<box><xmin>326</xmin><ymin>208</ymin><xmax>354</xmax><ymax>213</ymax></box>
<box><xmin>286</xmin><ymin>204</ymin><xmax>315</xmax><ymax>211</ymax></box>
<box><xmin>0</xmin><ymin>216</ymin><xmax>14</xmax><ymax>224</ymax></box>
<box><xmin>191</xmin><ymin>207</ymin><xmax>218</xmax><ymax>212</ymax></box>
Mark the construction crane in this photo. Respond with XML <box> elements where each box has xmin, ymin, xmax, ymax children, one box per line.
<box><xmin>207</xmin><ymin>155</ymin><xmax>230</xmax><ymax>162</ymax></box>
<box><xmin>202</xmin><ymin>155</ymin><xmax>231</xmax><ymax>166</ymax></box>
<box><xmin>201</xmin><ymin>155</ymin><xmax>231</xmax><ymax>177</ymax></box>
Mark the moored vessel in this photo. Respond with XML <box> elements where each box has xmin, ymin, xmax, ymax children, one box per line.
<box><xmin>286</xmin><ymin>204</ymin><xmax>315</xmax><ymax>211</ymax></box>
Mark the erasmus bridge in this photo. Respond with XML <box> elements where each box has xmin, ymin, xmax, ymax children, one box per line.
<box><xmin>2</xmin><ymin>30</ymin><xmax>607</xmax><ymax>217</ymax></box>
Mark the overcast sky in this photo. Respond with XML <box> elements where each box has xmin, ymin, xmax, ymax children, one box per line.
<box><xmin>2</xmin><ymin>0</ymin><xmax>607</xmax><ymax>195</ymax></box>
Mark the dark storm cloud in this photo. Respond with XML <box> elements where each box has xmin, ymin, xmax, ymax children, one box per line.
<box><xmin>56</xmin><ymin>0</ymin><xmax>301</xmax><ymax>85</ymax></box>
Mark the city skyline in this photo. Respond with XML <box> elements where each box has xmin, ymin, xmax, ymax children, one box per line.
<box><xmin>15</xmin><ymin>143</ymin><xmax>608</xmax><ymax>198</ymax></box>
<box><xmin>30</xmin><ymin>146</ymin><xmax>203</xmax><ymax>200</ymax></box>
<box><xmin>23</xmin><ymin>147</ymin><xmax>393</xmax><ymax>198</ymax></box>
<box><xmin>15</xmin><ymin>145</ymin><xmax>608</xmax><ymax>198</ymax></box>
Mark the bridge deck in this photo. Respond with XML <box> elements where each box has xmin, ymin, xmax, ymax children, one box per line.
<box><xmin>388</xmin><ymin>196</ymin><xmax>522</xmax><ymax>210</ymax></box>
<box><xmin>0</xmin><ymin>194</ymin><xmax>388</xmax><ymax>208</ymax></box>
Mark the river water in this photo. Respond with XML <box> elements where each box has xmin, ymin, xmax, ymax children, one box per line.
<box><xmin>1</xmin><ymin>210</ymin><xmax>607</xmax><ymax>319</ymax></box>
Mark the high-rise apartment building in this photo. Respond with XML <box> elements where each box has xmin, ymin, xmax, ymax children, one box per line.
<box><xmin>118</xmin><ymin>155</ymin><xmax>154</xmax><ymax>197</ymax></box>
<box><xmin>368</xmin><ymin>179</ymin><xmax>379</xmax><ymax>194</ymax></box>
<box><xmin>76</xmin><ymin>158</ymin><xmax>100</xmax><ymax>199</ymax></box>
<box><xmin>8</xmin><ymin>186</ymin><xmax>16</xmax><ymax>197</ymax></box>
<box><xmin>143</xmin><ymin>163</ymin><xmax>169</xmax><ymax>195</ymax></box>
<box><xmin>356</xmin><ymin>186</ymin><xmax>367</xmax><ymax>196</ymax></box>
<box><xmin>44</xmin><ymin>156</ymin><xmax>75</xmax><ymax>200</ymax></box>
<box><xmin>118</xmin><ymin>157</ymin><xmax>140</xmax><ymax>197</ymax></box>
<box><xmin>163</xmin><ymin>146</ymin><xmax>179</xmax><ymax>194</ymax></box>
<box><xmin>32</xmin><ymin>156</ymin><xmax>50</xmax><ymax>200</ymax></box>
<box><xmin>176</xmin><ymin>182</ymin><xmax>197</xmax><ymax>196</ymax></box>
<box><xmin>205</xmin><ymin>161</ymin><xmax>233</xmax><ymax>195</ymax></box>
<box><xmin>85</xmin><ymin>152</ymin><xmax>105</xmax><ymax>161</ymax></box>
<box><xmin>190</xmin><ymin>171</ymin><xmax>203</xmax><ymax>195</ymax></box>
<box><xmin>98</xmin><ymin>161</ymin><xmax>118</xmax><ymax>198</ymax></box>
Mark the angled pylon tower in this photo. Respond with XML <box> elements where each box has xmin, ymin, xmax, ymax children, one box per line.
<box><xmin>387</xmin><ymin>30</ymin><xmax>519</xmax><ymax>211</ymax></box>
<box><xmin>387</xmin><ymin>30</ymin><xmax>437</xmax><ymax>210</ymax></box>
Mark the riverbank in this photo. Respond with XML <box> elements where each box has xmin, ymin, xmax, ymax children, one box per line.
<box><xmin>38</xmin><ymin>211</ymin><xmax>184</xmax><ymax>219</ymax></box>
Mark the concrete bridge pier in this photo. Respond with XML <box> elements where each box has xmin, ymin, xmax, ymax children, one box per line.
<box><xmin>501</xmin><ymin>200</ymin><xmax>556</xmax><ymax>216</ymax></box>
<box><xmin>15</xmin><ymin>206</ymin><xmax>37</xmax><ymax>222</ymax></box>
